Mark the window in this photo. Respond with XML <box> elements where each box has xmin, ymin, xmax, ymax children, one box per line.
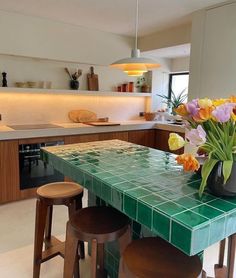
<box><xmin>169</xmin><ymin>72</ymin><xmax>189</xmax><ymax>102</ymax></box>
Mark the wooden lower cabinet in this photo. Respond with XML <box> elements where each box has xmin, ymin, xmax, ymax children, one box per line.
<box><xmin>65</xmin><ymin>132</ymin><xmax>129</xmax><ymax>144</ymax></box>
<box><xmin>0</xmin><ymin>140</ymin><xmax>20</xmax><ymax>203</ymax></box>
<box><xmin>156</xmin><ymin>129</ymin><xmax>185</xmax><ymax>155</ymax></box>
<box><xmin>128</xmin><ymin>130</ymin><xmax>156</xmax><ymax>148</ymax></box>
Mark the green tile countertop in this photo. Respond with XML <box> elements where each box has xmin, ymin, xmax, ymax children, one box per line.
<box><xmin>41</xmin><ymin>139</ymin><xmax>236</xmax><ymax>256</ymax></box>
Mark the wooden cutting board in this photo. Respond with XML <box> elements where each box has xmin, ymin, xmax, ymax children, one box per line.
<box><xmin>86</xmin><ymin>122</ymin><xmax>120</xmax><ymax>126</ymax></box>
<box><xmin>87</xmin><ymin>66</ymin><xmax>99</xmax><ymax>91</ymax></box>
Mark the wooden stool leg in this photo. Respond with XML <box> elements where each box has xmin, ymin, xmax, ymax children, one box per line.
<box><xmin>91</xmin><ymin>239</ymin><xmax>98</xmax><ymax>278</ymax></box>
<box><xmin>75</xmin><ymin>196</ymin><xmax>85</xmax><ymax>260</ymax></box>
<box><xmin>68</xmin><ymin>202</ymin><xmax>80</xmax><ymax>277</ymax></box>
<box><xmin>33</xmin><ymin>199</ymin><xmax>48</xmax><ymax>278</ymax></box>
<box><xmin>44</xmin><ymin>205</ymin><xmax>53</xmax><ymax>249</ymax></box>
<box><xmin>64</xmin><ymin>222</ymin><xmax>80</xmax><ymax>278</ymax></box>
<box><xmin>97</xmin><ymin>243</ymin><xmax>107</xmax><ymax>278</ymax></box>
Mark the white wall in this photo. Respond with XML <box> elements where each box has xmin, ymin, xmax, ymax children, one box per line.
<box><xmin>0</xmin><ymin>11</ymin><xmax>132</xmax><ymax>65</ymax></box>
<box><xmin>189</xmin><ymin>2</ymin><xmax>236</xmax><ymax>100</ymax></box>
<box><xmin>139</xmin><ymin>24</ymin><xmax>191</xmax><ymax>52</ymax></box>
<box><xmin>171</xmin><ymin>57</ymin><xmax>190</xmax><ymax>73</ymax></box>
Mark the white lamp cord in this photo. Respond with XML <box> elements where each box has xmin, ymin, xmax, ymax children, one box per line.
<box><xmin>135</xmin><ymin>0</ymin><xmax>139</xmax><ymax>51</ymax></box>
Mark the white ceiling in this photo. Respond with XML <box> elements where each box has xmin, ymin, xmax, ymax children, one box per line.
<box><xmin>0</xmin><ymin>0</ymin><xmax>226</xmax><ymax>36</ymax></box>
<box><xmin>143</xmin><ymin>44</ymin><xmax>191</xmax><ymax>59</ymax></box>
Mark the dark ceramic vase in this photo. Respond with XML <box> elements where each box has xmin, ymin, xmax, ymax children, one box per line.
<box><xmin>70</xmin><ymin>80</ymin><xmax>79</xmax><ymax>90</ymax></box>
<box><xmin>207</xmin><ymin>161</ymin><xmax>236</xmax><ymax>197</ymax></box>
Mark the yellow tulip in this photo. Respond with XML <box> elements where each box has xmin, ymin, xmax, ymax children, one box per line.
<box><xmin>198</xmin><ymin>98</ymin><xmax>212</xmax><ymax>108</ymax></box>
<box><xmin>174</xmin><ymin>104</ymin><xmax>188</xmax><ymax>116</ymax></box>
<box><xmin>168</xmin><ymin>133</ymin><xmax>185</xmax><ymax>151</ymax></box>
<box><xmin>212</xmin><ymin>98</ymin><xmax>228</xmax><ymax>107</ymax></box>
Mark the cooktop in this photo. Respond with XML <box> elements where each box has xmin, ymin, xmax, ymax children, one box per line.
<box><xmin>8</xmin><ymin>124</ymin><xmax>61</xmax><ymax>130</ymax></box>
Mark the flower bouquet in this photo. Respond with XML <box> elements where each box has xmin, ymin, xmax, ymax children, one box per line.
<box><xmin>168</xmin><ymin>97</ymin><xmax>236</xmax><ymax>196</ymax></box>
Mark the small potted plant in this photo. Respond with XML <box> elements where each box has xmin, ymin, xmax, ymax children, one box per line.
<box><xmin>136</xmin><ymin>77</ymin><xmax>150</xmax><ymax>93</ymax></box>
<box><xmin>158</xmin><ymin>89</ymin><xmax>187</xmax><ymax>115</ymax></box>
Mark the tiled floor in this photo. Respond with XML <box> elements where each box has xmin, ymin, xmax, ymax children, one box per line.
<box><xmin>0</xmin><ymin>195</ymin><xmax>235</xmax><ymax>277</ymax></box>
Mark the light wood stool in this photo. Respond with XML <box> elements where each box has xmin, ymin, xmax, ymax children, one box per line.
<box><xmin>63</xmin><ymin>206</ymin><xmax>130</xmax><ymax>278</ymax></box>
<box><xmin>119</xmin><ymin>237</ymin><xmax>206</xmax><ymax>278</ymax></box>
<box><xmin>33</xmin><ymin>182</ymin><xmax>84</xmax><ymax>278</ymax></box>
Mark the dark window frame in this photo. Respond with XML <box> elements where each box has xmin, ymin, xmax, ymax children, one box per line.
<box><xmin>168</xmin><ymin>72</ymin><xmax>189</xmax><ymax>99</ymax></box>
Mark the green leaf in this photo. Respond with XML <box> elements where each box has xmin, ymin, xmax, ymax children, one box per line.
<box><xmin>223</xmin><ymin>160</ymin><xmax>233</xmax><ymax>184</ymax></box>
<box><xmin>199</xmin><ymin>159</ymin><xmax>218</xmax><ymax>197</ymax></box>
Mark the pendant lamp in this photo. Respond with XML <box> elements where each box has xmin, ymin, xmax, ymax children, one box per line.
<box><xmin>110</xmin><ymin>0</ymin><xmax>160</xmax><ymax>76</ymax></box>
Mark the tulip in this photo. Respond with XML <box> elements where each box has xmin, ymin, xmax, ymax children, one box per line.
<box><xmin>212</xmin><ymin>103</ymin><xmax>235</xmax><ymax>123</ymax></box>
<box><xmin>176</xmin><ymin>154</ymin><xmax>200</xmax><ymax>172</ymax></box>
<box><xmin>168</xmin><ymin>133</ymin><xmax>185</xmax><ymax>151</ymax></box>
<box><xmin>186</xmin><ymin>125</ymin><xmax>206</xmax><ymax>146</ymax></box>
<box><xmin>174</xmin><ymin>104</ymin><xmax>188</xmax><ymax>116</ymax></box>
<box><xmin>198</xmin><ymin>98</ymin><xmax>212</xmax><ymax>108</ymax></box>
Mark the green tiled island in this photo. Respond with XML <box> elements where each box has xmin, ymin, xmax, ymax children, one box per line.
<box><xmin>41</xmin><ymin>140</ymin><xmax>236</xmax><ymax>277</ymax></box>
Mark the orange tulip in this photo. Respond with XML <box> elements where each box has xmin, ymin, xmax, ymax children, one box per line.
<box><xmin>193</xmin><ymin>107</ymin><xmax>213</xmax><ymax>122</ymax></box>
<box><xmin>176</xmin><ymin>154</ymin><xmax>200</xmax><ymax>172</ymax></box>
<box><xmin>229</xmin><ymin>96</ymin><xmax>236</xmax><ymax>103</ymax></box>
<box><xmin>174</xmin><ymin>104</ymin><xmax>189</xmax><ymax>116</ymax></box>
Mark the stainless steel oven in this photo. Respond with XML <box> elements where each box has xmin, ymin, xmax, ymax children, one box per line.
<box><xmin>19</xmin><ymin>140</ymin><xmax>64</xmax><ymax>190</ymax></box>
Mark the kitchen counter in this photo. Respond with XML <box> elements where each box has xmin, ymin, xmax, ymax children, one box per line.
<box><xmin>41</xmin><ymin>140</ymin><xmax>236</xmax><ymax>276</ymax></box>
<box><xmin>0</xmin><ymin>120</ymin><xmax>185</xmax><ymax>140</ymax></box>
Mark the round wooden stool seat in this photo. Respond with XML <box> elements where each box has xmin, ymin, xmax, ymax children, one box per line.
<box><xmin>37</xmin><ymin>182</ymin><xmax>83</xmax><ymax>199</ymax></box>
<box><xmin>70</xmin><ymin>206</ymin><xmax>130</xmax><ymax>243</ymax></box>
<box><xmin>120</xmin><ymin>237</ymin><xmax>203</xmax><ymax>278</ymax></box>
<box><xmin>64</xmin><ymin>206</ymin><xmax>130</xmax><ymax>278</ymax></box>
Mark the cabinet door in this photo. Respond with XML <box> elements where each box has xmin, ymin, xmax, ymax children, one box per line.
<box><xmin>156</xmin><ymin>130</ymin><xmax>184</xmax><ymax>154</ymax></box>
<box><xmin>98</xmin><ymin>132</ymin><xmax>128</xmax><ymax>141</ymax></box>
<box><xmin>128</xmin><ymin>130</ymin><xmax>156</xmax><ymax>148</ymax></box>
<box><xmin>0</xmin><ymin>140</ymin><xmax>20</xmax><ymax>203</ymax></box>
<box><xmin>65</xmin><ymin>134</ymin><xmax>99</xmax><ymax>144</ymax></box>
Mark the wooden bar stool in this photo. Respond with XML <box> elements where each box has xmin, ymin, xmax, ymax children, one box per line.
<box><xmin>33</xmin><ymin>182</ymin><xmax>84</xmax><ymax>278</ymax></box>
<box><xmin>63</xmin><ymin>206</ymin><xmax>130</xmax><ymax>278</ymax></box>
<box><xmin>119</xmin><ymin>237</ymin><xmax>205</xmax><ymax>278</ymax></box>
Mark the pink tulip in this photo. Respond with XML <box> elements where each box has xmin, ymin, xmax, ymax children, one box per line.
<box><xmin>186</xmin><ymin>125</ymin><xmax>206</xmax><ymax>146</ymax></box>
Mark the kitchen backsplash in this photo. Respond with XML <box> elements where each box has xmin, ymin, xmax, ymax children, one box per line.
<box><xmin>0</xmin><ymin>92</ymin><xmax>147</xmax><ymax>124</ymax></box>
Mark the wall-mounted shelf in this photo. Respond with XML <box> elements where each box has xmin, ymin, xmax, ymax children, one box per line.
<box><xmin>0</xmin><ymin>87</ymin><xmax>152</xmax><ymax>97</ymax></box>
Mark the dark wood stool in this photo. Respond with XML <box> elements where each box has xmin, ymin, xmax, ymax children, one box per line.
<box><xmin>33</xmin><ymin>182</ymin><xmax>84</xmax><ymax>278</ymax></box>
<box><xmin>64</xmin><ymin>206</ymin><xmax>130</xmax><ymax>278</ymax></box>
<box><xmin>119</xmin><ymin>237</ymin><xmax>205</xmax><ymax>278</ymax></box>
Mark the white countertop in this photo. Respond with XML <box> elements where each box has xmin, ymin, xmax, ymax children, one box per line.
<box><xmin>0</xmin><ymin>120</ymin><xmax>185</xmax><ymax>140</ymax></box>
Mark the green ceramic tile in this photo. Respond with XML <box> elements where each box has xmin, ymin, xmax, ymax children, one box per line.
<box><xmin>124</xmin><ymin>195</ymin><xmax>137</xmax><ymax>219</ymax></box>
<box><xmin>173</xmin><ymin>196</ymin><xmax>202</xmax><ymax>209</ymax></box>
<box><xmin>208</xmin><ymin>216</ymin><xmax>226</xmax><ymax>245</ymax></box>
<box><xmin>192</xmin><ymin>205</ymin><xmax>224</xmax><ymax>219</ymax></box>
<box><xmin>191</xmin><ymin>224</ymin><xmax>210</xmax><ymax>255</ymax></box>
<box><xmin>189</xmin><ymin>192</ymin><xmax>217</xmax><ymax>203</ymax></box>
<box><xmin>208</xmin><ymin>199</ymin><xmax>236</xmax><ymax>212</ymax></box>
<box><xmin>126</xmin><ymin>187</ymin><xmax>151</xmax><ymax>199</ymax></box>
<box><xmin>104</xmin><ymin>176</ymin><xmax>127</xmax><ymax>185</ymax></box>
<box><xmin>84</xmin><ymin>173</ymin><xmax>93</xmax><ymax>191</ymax></box>
<box><xmin>173</xmin><ymin>210</ymin><xmax>209</xmax><ymax>229</ymax></box>
<box><xmin>112</xmin><ymin>181</ymin><xmax>137</xmax><ymax>192</ymax></box>
<box><xmin>93</xmin><ymin>171</ymin><xmax>115</xmax><ymax>180</ymax></box>
<box><xmin>139</xmin><ymin>194</ymin><xmax>167</xmax><ymax>207</ymax></box>
<box><xmin>152</xmin><ymin>209</ymin><xmax>170</xmax><ymax>240</ymax></box>
<box><xmin>225</xmin><ymin>210</ymin><xmax>236</xmax><ymax>237</ymax></box>
<box><xmin>171</xmin><ymin>221</ymin><xmax>192</xmax><ymax>254</ymax></box>
<box><xmin>101</xmin><ymin>182</ymin><xmax>112</xmax><ymax>203</ymax></box>
<box><xmin>111</xmin><ymin>189</ymin><xmax>123</xmax><ymax>210</ymax></box>
<box><xmin>155</xmin><ymin>201</ymin><xmax>186</xmax><ymax>216</ymax></box>
<box><xmin>137</xmin><ymin>201</ymin><xmax>152</xmax><ymax>229</ymax></box>
<box><xmin>92</xmin><ymin>178</ymin><xmax>102</xmax><ymax>197</ymax></box>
